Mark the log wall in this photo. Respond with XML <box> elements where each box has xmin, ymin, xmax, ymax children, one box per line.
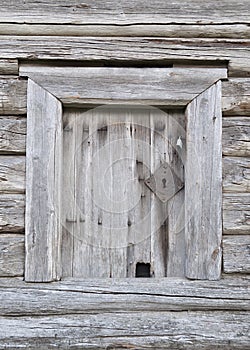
<box><xmin>0</xmin><ymin>1</ymin><xmax>249</xmax><ymax>348</ymax></box>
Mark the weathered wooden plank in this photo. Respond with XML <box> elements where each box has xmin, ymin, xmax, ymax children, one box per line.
<box><xmin>19</xmin><ymin>66</ymin><xmax>227</xmax><ymax>106</ymax></box>
<box><xmin>0</xmin><ymin>156</ymin><xmax>25</xmax><ymax>194</ymax></box>
<box><xmin>1</xmin><ymin>75</ymin><xmax>249</xmax><ymax>116</ymax></box>
<box><xmin>0</xmin><ymin>1</ymin><xmax>249</xmax><ymax>24</ymax></box>
<box><xmin>0</xmin><ymin>194</ymin><xmax>24</xmax><ymax>233</ymax></box>
<box><xmin>0</xmin><ymin>37</ymin><xmax>249</xmax><ymax>76</ymax></box>
<box><xmin>223</xmin><ymin>194</ymin><xmax>250</xmax><ymax>235</ymax></box>
<box><xmin>0</xmin><ymin>59</ymin><xmax>18</xmax><ymax>75</ymax></box>
<box><xmin>0</xmin><ymin>78</ymin><xmax>27</xmax><ymax>115</ymax></box>
<box><xmin>222</xmin><ymin>79</ymin><xmax>250</xmax><ymax>115</ymax></box>
<box><xmin>223</xmin><ymin>235</ymin><xmax>250</xmax><ymax>273</ymax></box>
<box><xmin>25</xmin><ymin>79</ymin><xmax>63</xmax><ymax>282</ymax></box>
<box><xmin>0</xmin><ymin>278</ymin><xmax>249</xmax><ymax>315</ymax></box>
<box><xmin>0</xmin><ymin>234</ymin><xmax>24</xmax><ymax>277</ymax></box>
<box><xmin>0</xmin><ymin>116</ymin><xmax>26</xmax><ymax>154</ymax></box>
<box><xmin>185</xmin><ymin>82</ymin><xmax>222</xmax><ymax>280</ymax></box>
<box><xmin>2</xmin><ymin>276</ymin><xmax>250</xmax><ymax>299</ymax></box>
<box><xmin>222</xmin><ymin>118</ymin><xmax>250</xmax><ymax>156</ymax></box>
<box><xmin>223</xmin><ymin>157</ymin><xmax>250</xmax><ymax>193</ymax></box>
<box><xmin>0</xmin><ymin>23</ymin><xmax>249</xmax><ymax>39</ymax></box>
<box><xmin>0</xmin><ymin>311</ymin><xmax>249</xmax><ymax>349</ymax></box>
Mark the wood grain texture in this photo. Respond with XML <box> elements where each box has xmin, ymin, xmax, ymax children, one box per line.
<box><xmin>19</xmin><ymin>66</ymin><xmax>227</xmax><ymax>106</ymax></box>
<box><xmin>0</xmin><ymin>23</ymin><xmax>249</xmax><ymax>39</ymax></box>
<box><xmin>25</xmin><ymin>79</ymin><xmax>63</xmax><ymax>282</ymax></box>
<box><xmin>0</xmin><ymin>59</ymin><xmax>18</xmax><ymax>75</ymax></box>
<box><xmin>0</xmin><ymin>37</ymin><xmax>249</xmax><ymax>76</ymax></box>
<box><xmin>0</xmin><ymin>156</ymin><xmax>25</xmax><ymax>194</ymax></box>
<box><xmin>0</xmin><ymin>234</ymin><xmax>24</xmax><ymax>277</ymax></box>
<box><xmin>2</xmin><ymin>155</ymin><xmax>249</xmax><ymax>196</ymax></box>
<box><xmin>0</xmin><ymin>0</ymin><xmax>249</xmax><ymax>24</ymax></box>
<box><xmin>223</xmin><ymin>118</ymin><xmax>250</xmax><ymax>156</ymax></box>
<box><xmin>223</xmin><ymin>194</ymin><xmax>250</xmax><ymax>235</ymax></box>
<box><xmin>0</xmin><ymin>78</ymin><xmax>27</xmax><ymax>115</ymax></box>
<box><xmin>0</xmin><ymin>311</ymin><xmax>249</xmax><ymax>349</ymax></box>
<box><xmin>1</xmin><ymin>74</ymin><xmax>249</xmax><ymax>116</ymax></box>
<box><xmin>0</xmin><ymin>116</ymin><xmax>26</xmax><ymax>154</ymax></box>
<box><xmin>62</xmin><ymin>107</ymin><xmax>184</xmax><ymax>278</ymax></box>
<box><xmin>222</xmin><ymin>79</ymin><xmax>250</xmax><ymax>115</ymax></box>
<box><xmin>223</xmin><ymin>157</ymin><xmax>250</xmax><ymax>193</ymax></box>
<box><xmin>185</xmin><ymin>82</ymin><xmax>222</xmax><ymax>280</ymax></box>
<box><xmin>0</xmin><ymin>277</ymin><xmax>249</xmax><ymax>315</ymax></box>
<box><xmin>0</xmin><ymin>194</ymin><xmax>24</xmax><ymax>233</ymax></box>
<box><xmin>223</xmin><ymin>235</ymin><xmax>250</xmax><ymax>273</ymax></box>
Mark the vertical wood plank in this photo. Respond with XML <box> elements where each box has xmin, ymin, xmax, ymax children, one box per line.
<box><xmin>25</xmin><ymin>79</ymin><xmax>63</xmax><ymax>282</ymax></box>
<box><xmin>166</xmin><ymin>111</ymin><xmax>186</xmax><ymax>277</ymax></box>
<box><xmin>185</xmin><ymin>81</ymin><xmax>222</xmax><ymax>280</ymax></box>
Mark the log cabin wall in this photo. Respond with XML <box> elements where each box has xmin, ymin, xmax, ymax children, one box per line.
<box><xmin>0</xmin><ymin>1</ymin><xmax>249</xmax><ymax>348</ymax></box>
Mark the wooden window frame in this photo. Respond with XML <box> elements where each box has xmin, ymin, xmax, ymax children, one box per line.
<box><xmin>22</xmin><ymin>66</ymin><xmax>227</xmax><ymax>282</ymax></box>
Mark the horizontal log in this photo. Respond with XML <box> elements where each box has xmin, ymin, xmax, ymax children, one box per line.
<box><xmin>223</xmin><ymin>194</ymin><xmax>250</xmax><ymax>234</ymax></box>
<box><xmin>0</xmin><ymin>194</ymin><xmax>25</xmax><ymax>233</ymax></box>
<box><xmin>0</xmin><ymin>37</ymin><xmax>249</xmax><ymax>77</ymax></box>
<box><xmin>0</xmin><ymin>0</ymin><xmax>249</xmax><ymax>24</ymax></box>
<box><xmin>0</xmin><ymin>23</ymin><xmax>249</xmax><ymax>39</ymax></box>
<box><xmin>0</xmin><ymin>116</ymin><xmax>26</xmax><ymax>154</ymax></box>
<box><xmin>0</xmin><ymin>78</ymin><xmax>27</xmax><ymax>115</ymax></box>
<box><xmin>20</xmin><ymin>66</ymin><xmax>227</xmax><ymax>106</ymax></box>
<box><xmin>0</xmin><ymin>234</ymin><xmax>24</xmax><ymax>277</ymax></box>
<box><xmin>223</xmin><ymin>157</ymin><xmax>250</xmax><ymax>192</ymax></box>
<box><xmin>0</xmin><ymin>59</ymin><xmax>18</xmax><ymax>75</ymax></box>
<box><xmin>222</xmin><ymin>79</ymin><xmax>250</xmax><ymax>115</ymax></box>
<box><xmin>222</xmin><ymin>118</ymin><xmax>250</xmax><ymax>156</ymax></box>
<box><xmin>0</xmin><ymin>277</ymin><xmax>249</xmax><ymax>315</ymax></box>
<box><xmin>0</xmin><ymin>156</ymin><xmax>25</xmax><ymax>194</ymax></box>
<box><xmin>223</xmin><ymin>235</ymin><xmax>250</xmax><ymax>273</ymax></box>
<box><xmin>0</xmin><ymin>311</ymin><xmax>249</xmax><ymax>349</ymax></box>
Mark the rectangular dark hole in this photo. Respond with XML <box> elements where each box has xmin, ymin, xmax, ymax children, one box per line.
<box><xmin>136</xmin><ymin>263</ymin><xmax>151</xmax><ymax>278</ymax></box>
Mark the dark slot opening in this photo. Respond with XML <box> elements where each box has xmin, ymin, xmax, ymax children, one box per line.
<box><xmin>136</xmin><ymin>262</ymin><xmax>151</xmax><ymax>278</ymax></box>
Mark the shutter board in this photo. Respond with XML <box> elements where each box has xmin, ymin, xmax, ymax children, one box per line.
<box><xmin>61</xmin><ymin>106</ymin><xmax>186</xmax><ymax>278</ymax></box>
<box><xmin>185</xmin><ymin>81</ymin><xmax>222</xmax><ymax>280</ymax></box>
<box><xmin>25</xmin><ymin>79</ymin><xmax>63</xmax><ymax>282</ymax></box>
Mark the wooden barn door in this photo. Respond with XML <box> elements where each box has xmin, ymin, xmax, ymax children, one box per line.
<box><xmin>61</xmin><ymin>106</ymin><xmax>185</xmax><ymax>278</ymax></box>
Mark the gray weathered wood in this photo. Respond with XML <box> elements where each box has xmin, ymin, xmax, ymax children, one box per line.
<box><xmin>0</xmin><ymin>116</ymin><xmax>26</xmax><ymax>154</ymax></box>
<box><xmin>0</xmin><ymin>277</ymin><xmax>249</xmax><ymax>315</ymax></box>
<box><xmin>2</xmin><ymin>155</ymin><xmax>249</xmax><ymax>196</ymax></box>
<box><xmin>0</xmin><ymin>37</ymin><xmax>248</xmax><ymax>76</ymax></box>
<box><xmin>0</xmin><ymin>194</ymin><xmax>24</xmax><ymax>233</ymax></box>
<box><xmin>0</xmin><ymin>156</ymin><xmax>25</xmax><ymax>194</ymax></box>
<box><xmin>25</xmin><ymin>79</ymin><xmax>63</xmax><ymax>282</ymax></box>
<box><xmin>2</xmin><ymin>75</ymin><xmax>249</xmax><ymax>116</ymax></box>
<box><xmin>19</xmin><ymin>66</ymin><xmax>227</xmax><ymax>106</ymax></box>
<box><xmin>223</xmin><ymin>194</ymin><xmax>250</xmax><ymax>235</ymax></box>
<box><xmin>222</xmin><ymin>79</ymin><xmax>250</xmax><ymax>115</ymax></box>
<box><xmin>223</xmin><ymin>157</ymin><xmax>250</xmax><ymax>193</ymax></box>
<box><xmin>223</xmin><ymin>117</ymin><xmax>250</xmax><ymax>156</ymax></box>
<box><xmin>0</xmin><ymin>59</ymin><xmax>18</xmax><ymax>75</ymax></box>
<box><xmin>0</xmin><ymin>311</ymin><xmax>248</xmax><ymax>349</ymax></box>
<box><xmin>62</xmin><ymin>107</ymin><xmax>184</xmax><ymax>278</ymax></box>
<box><xmin>0</xmin><ymin>78</ymin><xmax>27</xmax><ymax>115</ymax></box>
<box><xmin>0</xmin><ymin>234</ymin><xmax>24</xmax><ymax>277</ymax></box>
<box><xmin>185</xmin><ymin>82</ymin><xmax>222</xmax><ymax>280</ymax></box>
<box><xmin>0</xmin><ymin>1</ymin><xmax>249</xmax><ymax>24</ymax></box>
<box><xmin>0</xmin><ymin>23</ymin><xmax>249</xmax><ymax>39</ymax></box>
<box><xmin>223</xmin><ymin>235</ymin><xmax>250</xmax><ymax>273</ymax></box>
